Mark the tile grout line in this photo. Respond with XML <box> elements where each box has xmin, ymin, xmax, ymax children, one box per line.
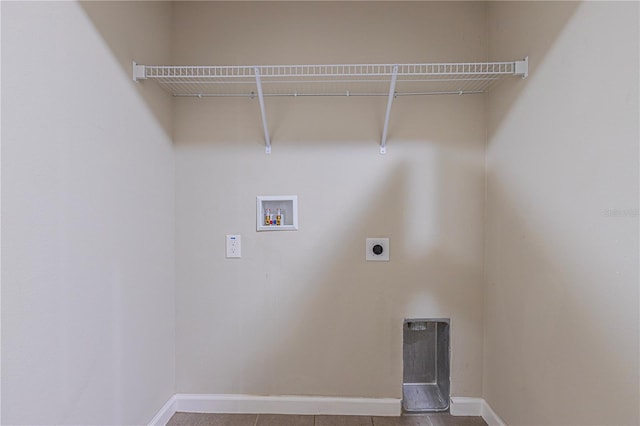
<box><xmin>253</xmin><ymin>413</ymin><xmax>259</xmax><ymax>426</ymax></box>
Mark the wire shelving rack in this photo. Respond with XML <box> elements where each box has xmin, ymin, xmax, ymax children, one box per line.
<box><xmin>133</xmin><ymin>59</ymin><xmax>528</xmax><ymax>153</ymax></box>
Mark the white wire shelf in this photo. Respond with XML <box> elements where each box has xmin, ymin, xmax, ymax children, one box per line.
<box><xmin>133</xmin><ymin>59</ymin><xmax>528</xmax><ymax>153</ymax></box>
<box><xmin>134</xmin><ymin>60</ymin><xmax>527</xmax><ymax>97</ymax></box>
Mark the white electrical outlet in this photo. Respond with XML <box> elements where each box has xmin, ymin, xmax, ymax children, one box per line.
<box><xmin>226</xmin><ymin>235</ymin><xmax>241</xmax><ymax>258</ymax></box>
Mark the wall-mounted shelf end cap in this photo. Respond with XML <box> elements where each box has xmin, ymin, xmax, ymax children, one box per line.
<box><xmin>515</xmin><ymin>57</ymin><xmax>529</xmax><ymax>79</ymax></box>
<box><xmin>133</xmin><ymin>61</ymin><xmax>147</xmax><ymax>82</ymax></box>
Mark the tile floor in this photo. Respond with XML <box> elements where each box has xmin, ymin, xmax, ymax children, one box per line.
<box><xmin>167</xmin><ymin>413</ymin><xmax>488</xmax><ymax>426</ymax></box>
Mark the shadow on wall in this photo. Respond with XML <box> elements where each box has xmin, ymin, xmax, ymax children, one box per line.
<box><xmin>484</xmin><ymin>170</ymin><xmax>639</xmax><ymax>424</ymax></box>
<box><xmin>486</xmin><ymin>1</ymin><xmax>580</xmax><ymax>140</ymax></box>
<box><xmin>79</xmin><ymin>1</ymin><xmax>173</xmax><ymax>138</ymax></box>
<box><xmin>230</xmin><ymin>160</ymin><xmax>484</xmax><ymax>398</ymax></box>
<box><xmin>159</xmin><ymin>45</ymin><xmax>490</xmax><ymax>392</ymax></box>
<box><xmin>172</xmin><ymin>95</ymin><xmax>386</xmax><ymax>149</ymax></box>
<box><xmin>173</xmin><ymin>91</ymin><xmax>487</xmax><ymax>398</ymax></box>
<box><xmin>172</xmin><ymin>90</ymin><xmax>487</xmax><ymax>153</ymax></box>
<box><xmin>77</xmin><ymin>1</ymin><xmax>581</xmax><ymax>151</ymax></box>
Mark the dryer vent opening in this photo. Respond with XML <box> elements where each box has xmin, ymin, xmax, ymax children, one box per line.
<box><xmin>402</xmin><ymin>319</ymin><xmax>450</xmax><ymax>413</ymax></box>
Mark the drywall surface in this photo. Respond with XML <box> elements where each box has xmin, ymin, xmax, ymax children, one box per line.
<box><xmin>484</xmin><ymin>2</ymin><xmax>639</xmax><ymax>425</ymax></box>
<box><xmin>1</xmin><ymin>2</ymin><xmax>175</xmax><ymax>424</ymax></box>
<box><xmin>174</xmin><ymin>2</ymin><xmax>487</xmax><ymax>399</ymax></box>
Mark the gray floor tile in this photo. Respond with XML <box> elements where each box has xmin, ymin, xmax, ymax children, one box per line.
<box><xmin>167</xmin><ymin>412</ymin><xmax>486</xmax><ymax>426</ymax></box>
<box><xmin>427</xmin><ymin>415</ymin><xmax>487</xmax><ymax>426</ymax></box>
<box><xmin>315</xmin><ymin>415</ymin><xmax>373</xmax><ymax>426</ymax></box>
<box><xmin>256</xmin><ymin>414</ymin><xmax>314</xmax><ymax>426</ymax></box>
<box><xmin>167</xmin><ymin>412</ymin><xmax>200</xmax><ymax>426</ymax></box>
<box><xmin>372</xmin><ymin>415</ymin><xmax>431</xmax><ymax>426</ymax></box>
<box><xmin>168</xmin><ymin>413</ymin><xmax>258</xmax><ymax>426</ymax></box>
<box><xmin>206</xmin><ymin>413</ymin><xmax>258</xmax><ymax>426</ymax></box>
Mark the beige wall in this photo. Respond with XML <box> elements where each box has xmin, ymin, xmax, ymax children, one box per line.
<box><xmin>4</xmin><ymin>1</ymin><xmax>637</xmax><ymax>423</ymax></box>
<box><xmin>484</xmin><ymin>2</ymin><xmax>639</xmax><ymax>425</ymax></box>
<box><xmin>1</xmin><ymin>2</ymin><xmax>175</xmax><ymax>424</ymax></box>
<box><xmin>174</xmin><ymin>2</ymin><xmax>487</xmax><ymax>398</ymax></box>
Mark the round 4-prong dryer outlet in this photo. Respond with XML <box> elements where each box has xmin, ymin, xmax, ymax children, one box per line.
<box><xmin>366</xmin><ymin>238</ymin><xmax>389</xmax><ymax>261</ymax></box>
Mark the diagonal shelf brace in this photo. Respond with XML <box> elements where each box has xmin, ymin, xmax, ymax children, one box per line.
<box><xmin>254</xmin><ymin>67</ymin><xmax>271</xmax><ymax>154</ymax></box>
<box><xmin>380</xmin><ymin>65</ymin><xmax>398</xmax><ymax>155</ymax></box>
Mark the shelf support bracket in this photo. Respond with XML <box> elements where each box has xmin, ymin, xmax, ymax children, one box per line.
<box><xmin>380</xmin><ymin>65</ymin><xmax>398</xmax><ymax>155</ymax></box>
<box><xmin>514</xmin><ymin>57</ymin><xmax>529</xmax><ymax>79</ymax></box>
<box><xmin>255</xmin><ymin>67</ymin><xmax>271</xmax><ymax>154</ymax></box>
<box><xmin>132</xmin><ymin>61</ymin><xmax>146</xmax><ymax>82</ymax></box>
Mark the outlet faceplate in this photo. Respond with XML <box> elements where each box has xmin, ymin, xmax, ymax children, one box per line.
<box><xmin>226</xmin><ymin>235</ymin><xmax>241</xmax><ymax>258</ymax></box>
<box><xmin>366</xmin><ymin>238</ymin><xmax>389</xmax><ymax>261</ymax></box>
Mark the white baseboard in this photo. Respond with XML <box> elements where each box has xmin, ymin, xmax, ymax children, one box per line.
<box><xmin>450</xmin><ymin>397</ymin><xmax>483</xmax><ymax>416</ymax></box>
<box><xmin>480</xmin><ymin>399</ymin><xmax>506</xmax><ymax>426</ymax></box>
<box><xmin>148</xmin><ymin>395</ymin><xmax>176</xmax><ymax>426</ymax></box>
<box><xmin>149</xmin><ymin>393</ymin><xmax>401</xmax><ymax>424</ymax></box>
<box><xmin>151</xmin><ymin>394</ymin><xmax>504</xmax><ymax>426</ymax></box>
<box><xmin>174</xmin><ymin>394</ymin><xmax>401</xmax><ymax>417</ymax></box>
<box><xmin>450</xmin><ymin>397</ymin><xmax>505</xmax><ymax>426</ymax></box>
